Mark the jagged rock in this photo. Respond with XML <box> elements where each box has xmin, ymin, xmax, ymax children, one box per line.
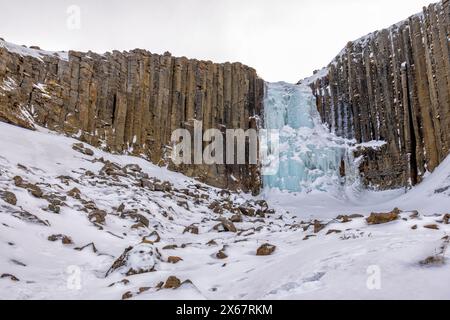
<box><xmin>206</xmin><ymin>240</ymin><xmax>218</xmax><ymax>246</ymax></box>
<box><xmin>67</xmin><ymin>187</ymin><xmax>81</xmax><ymax>199</ymax></box>
<box><xmin>122</xmin><ymin>291</ymin><xmax>133</xmax><ymax>300</ymax></box>
<box><xmin>100</xmin><ymin>162</ymin><xmax>125</xmax><ymax>177</ymax></box>
<box><xmin>72</xmin><ymin>143</ymin><xmax>94</xmax><ymax>156</ymax></box>
<box><xmin>154</xmin><ymin>182</ymin><xmax>172</xmax><ymax>192</ymax></box>
<box><xmin>123</xmin><ymin>164</ymin><xmax>142</xmax><ymax>174</ymax></box>
<box><xmin>167</xmin><ymin>256</ymin><xmax>183</xmax><ymax>264</ymax></box>
<box><xmin>314</xmin><ymin>220</ymin><xmax>326</xmax><ymax>233</ymax></box>
<box><xmin>183</xmin><ymin>224</ymin><xmax>199</xmax><ymax>235</ymax></box>
<box><xmin>216</xmin><ymin>249</ymin><xmax>228</xmax><ymax>260</ymax></box>
<box><xmin>58</xmin><ymin>175</ymin><xmax>80</xmax><ymax>185</ymax></box>
<box><xmin>138</xmin><ymin>287</ymin><xmax>151</xmax><ymax>294</ymax></box>
<box><xmin>88</xmin><ymin>210</ymin><xmax>107</xmax><ymax>224</ymax></box>
<box><xmin>13</xmin><ymin>176</ymin><xmax>43</xmax><ymax>198</ymax></box>
<box><xmin>163</xmin><ymin>276</ymin><xmax>181</xmax><ymax>289</ymax></box>
<box><xmin>47</xmin><ymin>203</ymin><xmax>60</xmax><ymax>214</ymax></box>
<box><xmin>424</xmin><ymin>224</ymin><xmax>439</xmax><ymax>230</ymax></box>
<box><xmin>48</xmin><ymin>234</ymin><xmax>73</xmax><ymax>245</ymax></box>
<box><xmin>0</xmin><ymin>190</ymin><xmax>17</xmax><ymax>205</ymax></box>
<box><xmin>214</xmin><ymin>218</ymin><xmax>237</xmax><ymax>233</ymax></box>
<box><xmin>239</xmin><ymin>206</ymin><xmax>256</xmax><ymax>217</ymax></box>
<box><xmin>108</xmin><ymin>279</ymin><xmax>130</xmax><ymax>287</ymax></box>
<box><xmin>106</xmin><ymin>243</ymin><xmax>161</xmax><ymax>276</ymax></box>
<box><xmin>366</xmin><ymin>209</ymin><xmax>400</xmax><ymax>225</ymax></box>
<box><xmin>120</xmin><ymin>211</ymin><xmax>149</xmax><ymax>228</ymax></box>
<box><xmin>256</xmin><ymin>243</ymin><xmax>276</xmax><ymax>256</ymax></box>
<box><xmin>140</xmin><ymin>179</ymin><xmax>155</xmax><ymax>190</ymax></box>
<box><xmin>208</xmin><ymin>201</ymin><xmax>223</xmax><ymax>214</ymax></box>
<box><xmin>443</xmin><ymin>214</ymin><xmax>450</xmax><ymax>225</ymax></box>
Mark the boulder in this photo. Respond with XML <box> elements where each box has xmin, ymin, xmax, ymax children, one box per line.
<box><xmin>366</xmin><ymin>208</ymin><xmax>400</xmax><ymax>225</ymax></box>
<box><xmin>0</xmin><ymin>190</ymin><xmax>17</xmax><ymax>206</ymax></box>
<box><xmin>256</xmin><ymin>243</ymin><xmax>276</xmax><ymax>256</ymax></box>
<box><xmin>167</xmin><ymin>256</ymin><xmax>183</xmax><ymax>264</ymax></box>
<box><xmin>163</xmin><ymin>276</ymin><xmax>181</xmax><ymax>289</ymax></box>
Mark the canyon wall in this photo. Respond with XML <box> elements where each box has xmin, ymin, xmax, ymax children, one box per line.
<box><xmin>307</xmin><ymin>0</ymin><xmax>450</xmax><ymax>189</ymax></box>
<box><xmin>0</xmin><ymin>42</ymin><xmax>264</xmax><ymax>194</ymax></box>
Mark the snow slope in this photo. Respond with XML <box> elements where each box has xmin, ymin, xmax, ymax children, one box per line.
<box><xmin>0</xmin><ymin>122</ymin><xmax>449</xmax><ymax>300</ymax></box>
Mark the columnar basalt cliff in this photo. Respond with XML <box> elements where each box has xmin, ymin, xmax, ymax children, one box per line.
<box><xmin>0</xmin><ymin>42</ymin><xmax>264</xmax><ymax>194</ymax></box>
<box><xmin>307</xmin><ymin>0</ymin><xmax>450</xmax><ymax>189</ymax></box>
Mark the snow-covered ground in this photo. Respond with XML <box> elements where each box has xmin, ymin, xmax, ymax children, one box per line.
<box><xmin>0</xmin><ymin>121</ymin><xmax>449</xmax><ymax>300</ymax></box>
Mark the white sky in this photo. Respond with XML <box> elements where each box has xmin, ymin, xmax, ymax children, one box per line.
<box><xmin>0</xmin><ymin>0</ymin><xmax>436</xmax><ymax>82</ymax></box>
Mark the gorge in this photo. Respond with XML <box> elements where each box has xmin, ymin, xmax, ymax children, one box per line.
<box><xmin>1</xmin><ymin>1</ymin><xmax>448</xmax><ymax>195</ymax></box>
<box><xmin>0</xmin><ymin>0</ymin><xmax>449</xmax><ymax>301</ymax></box>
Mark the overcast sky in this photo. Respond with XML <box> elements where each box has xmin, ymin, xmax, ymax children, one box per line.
<box><xmin>0</xmin><ymin>0</ymin><xmax>435</xmax><ymax>82</ymax></box>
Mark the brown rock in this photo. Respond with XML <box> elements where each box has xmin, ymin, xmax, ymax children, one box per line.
<box><xmin>67</xmin><ymin>188</ymin><xmax>81</xmax><ymax>199</ymax></box>
<box><xmin>183</xmin><ymin>225</ymin><xmax>199</xmax><ymax>235</ymax></box>
<box><xmin>424</xmin><ymin>224</ymin><xmax>439</xmax><ymax>230</ymax></box>
<box><xmin>206</xmin><ymin>240</ymin><xmax>218</xmax><ymax>246</ymax></box>
<box><xmin>366</xmin><ymin>209</ymin><xmax>400</xmax><ymax>225</ymax></box>
<box><xmin>219</xmin><ymin>218</ymin><xmax>237</xmax><ymax>233</ymax></box>
<box><xmin>167</xmin><ymin>256</ymin><xmax>183</xmax><ymax>264</ymax></box>
<box><xmin>163</xmin><ymin>276</ymin><xmax>181</xmax><ymax>289</ymax></box>
<box><xmin>314</xmin><ymin>220</ymin><xmax>326</xmax><ymax>233</ymax></box>
<box><xmin>216</xmin><ymin>247</ymin><xmax>228</xmax><ymax>260</ymax></box>
<box><xmin>48</xmin><ymin>234</ymin><xmax>73</xmax><ymax>245</ymax></box>
<box><xmin>256</xmin><ymin>243</ymin><xmax>276</xmax><ymax>256</ymax></box>
<box><xmin>443</xmin><ymin>214</ymin><xmax>450</xmax><ymax>225</ymax></box>
<box><xmin>122</xmin><ymin>291</ymin><xmax>133</xmax><ymax>300</ymax></box>
<box><xmin>88</xmin><ymin>210</ymin><xmax>107</xmax><ymax>224</ymax></box>
<box><xmin>0</xmin><ymin>190</ymin><xmax>17</xmax><ymax>205</ymax></box>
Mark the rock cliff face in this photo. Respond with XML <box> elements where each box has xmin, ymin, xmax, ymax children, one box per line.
<box><xmin>307</xmin><ymin>0</ymin><xmax>450</xmax><ymax>189</ymax></box>
<box><xmin>0</xmin><ymin>42</ymin><xmax>264</xmax><ymax>194</ymax></box>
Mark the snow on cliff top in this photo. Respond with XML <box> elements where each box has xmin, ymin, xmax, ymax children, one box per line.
<box><xmin>0</xmin><ymin>39</ymin><xmax>68</xmax><ymax>61</ymax></box>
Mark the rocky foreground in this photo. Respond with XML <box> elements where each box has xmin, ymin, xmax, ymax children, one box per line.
<box><xmin>0</xmin><ymin>122</ymin><xmax>449</xmax><ymax>299</ymax></box>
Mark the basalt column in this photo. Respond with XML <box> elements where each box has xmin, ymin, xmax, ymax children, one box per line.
<box><xmin>308</xmin><ymin>0</ymin><xmax>450</xmax><ymax>189</ymax></box>
<box><xmin>0</xmin><ymin>45</ymin><xmax>264</xmax><ymax>194</ymax></box>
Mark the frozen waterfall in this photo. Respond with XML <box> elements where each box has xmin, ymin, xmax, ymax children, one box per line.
<box><xmin>262</xmin><ymin>82</ymin><xmax>358</xmax><ymax>193</ymax></box>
